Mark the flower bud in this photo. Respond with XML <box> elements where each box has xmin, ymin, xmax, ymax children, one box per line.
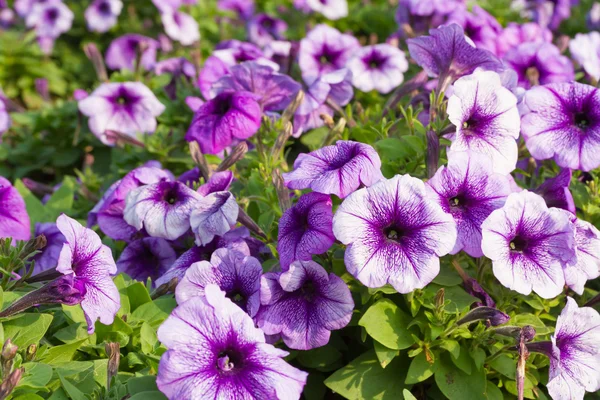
<box><xmin>0</xmin><ymin>367</ymin><xmax>23</xmax><ymax>398</ymax></box>
<box><xmin>457</xmin><ymin>306</ymin><xmax>510</xmax><ymax>327</ymax></box>
<box><xmin>216</xmin><ymin>142</ymin><xmax>248</xmax><ymax>172</ymax></box>
<box><xmin>83</xmin><ymin>43</ymin><xmax>108</xmax><ymax>82</ymax></box>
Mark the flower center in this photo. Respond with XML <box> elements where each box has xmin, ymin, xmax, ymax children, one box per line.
<box><xmin>525</xmin><ymin>66</ymin><xmax>540</xmax><ymax>87</ymax></box>
<box><xmin>98</xmin><ymin>1</ymin><xmax>111</xmax><ymax>14</ymax></box>
<box><xmin>217</xmin><ymin>350</ymin><xmax>243</xmax><ymax>373</ymax></box>
<box><xmin>163</xmin><ymin>189</ymin><xmax>179</xmax><ymax>205</ymax></box>
<box><xmin>46</xmin><ymin>8</ymin><xmax>59</xmax><ymax>21</ymax></box>
<box><xmin>574</xmin><ymin>112</ymin><xmax>590</xmax><ymax>129</ymax></box>
<box><xmin>214</xmin><ymin>94</ymin><xmax>234</xmax><ymax>115</ymax></box>
<box><xmin>384</xmin><ymin>226</ymin><xmax>404</xmax><ymax>242</ymax></box>
<box><xmin>300</xmin><ymin>280</ymin><xmax>317</xmax><ymax>302</ymax></box>
<box><xmin>449</xmin><ymin>195</ymin><xmax>464</xmax><ymax>207</ymax></box>
<box><xmin>509</xmin><ymin>236</ymin><xmax>528</xmax><ymax>252</ymax></box>
<box><xmin>226</xmin><ymin>290</ymin><xmax>246</xmax><ymax>308</ymax></box>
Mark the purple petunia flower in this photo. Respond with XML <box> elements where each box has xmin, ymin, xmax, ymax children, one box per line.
<box><xmin>521</xmin><ymin>82</ymin><xmax>600</xmax><ymax>172</ymax></box>
<box><xmin>527</xmin><ymin>0</ymin><xmax>572</xmax><ymax>30</ymax></box>
<box><xmin>157</xmin><ymin>284</ymin><xmax>307</xmax><ymax>399</ymax></box>
<box><xmin>217</xmin><ymin>0</ymin><xmax>254</xmax><ymax>19</ymax></box>
<box><xmin>14</xmin><ymin>0</ymin><xmax>46</xmax><ymax>17</ymax></box>
<box><xmin>25</xmin><ymin>1</ymin><xmax>73</xmax><ymax>54</ymax></box>
<box><xmin>333</xmin><ymin>174</ymin><xmax>457</xmax><ymax>293</ymax></box>
<box><xmin>503</xmin><ymin>42</ymin><xmax>574</xmax><ymax>89</ymax></box>
<box><xmin>123</xmin><ymin>180</ymin><xmax>203</xmax><ymax>240</ymax></box>
<box><xmin>395</xmin><ymin>0</ymin><xmax>466</xmax><ymax>37</ymax></box>
<box><xmin>31</xmin><ymin>222</ymin><xmax>65</xmax><ymax>274</ymax></box>
<box><xmin>56</xmin><ymin>214</ymin><xmax>120</xmax><ymax>333</ymax></box>
<box><xmin>283</xmin><ymin>140</ymin><xmax>383</xmax><ymax>199</ymax></box>
<box><xmin>496</xmin><ymin>22</ymin><xmax>552</xmax><ymax>57</ymax></box>
<box><xmin>105</xmin><ymin>34</ymin><xmax>159</xmax><ymax>71</ymax></box>
<box><xmin>407</xmin><ymin>24</ymin><xmax>504</xmax><ymax>87</ymax></box>
<box><xmin>305</xmin><ymin>0</ymin><xmax>348</xmax><ymax>20</ymax></box>
<box><xmin>426</xmin><ymin>152</ymin><xmax>513</xmax><ymax>257</ymax></box>
<box><xmin>84</xmin><ymin>0</ymin><xmax>122</xmax><ymax>33</ymax></box>
<box><xmin>0</xmin><ymin>176</ymin><xmax>30</xmax><ymax>243</ymax></box>
<box><xmin>116</xmin><ymin>237</ymin><xmax>177</xmax><ymax>283</ymax></box>
<box><xmin>534</xmin><ymin>169</ymin><xmax>575</xmax><ymax>214</ymax></box>
<box><xmin>190</xmin><ymin>191</ymin><xmax>239</xmax><ymax>246</ymax></box>
<box><xmin>185</xmin><ymin>91</ymin><xmax>261</xmax><ymax>155</ymax></box>
<box><xmin>247</xmin><ymin>13</ymin><xmax>287</xmax><ymax>47</ymax></box>
<box><xmin>256</xmin><ymin>260</ymin><xmax>353</xmax><ymax>350</ymax></box>
<box><xmin>176</xmin><ymin>248</ymin><xmax>262</xmax><ymax>317</ymax></box>
<box><xmin>161</xmin><ymin>10</ymin><xmax>199</xmax><ymax>46</ymax></box>
<box><xmin>347</xmin><ymin>44</ymin><xmax>409</xmax><ymax>94</ymax></box>
<box><xmin>277</xmin><ymin>192</ymin><xmax>335</xmax><ymax>270</ymax></box>
<box><xmin>298</xmin><ymin>24</ymin><xmax>360</xmax><ymax>85</ymax></box>
<box><xmin>463</xmin><ymin>6</ymin><xmax>502</xmax><ymax>55</ymax></box>
<box><xmin>569</xmin><ymin>32</ymin><xmax>600</xmax><ymax>83</ymax></box>
<box><xmin>446</xmin><ymin>69</ymin><xmax>520</xmax><ymax>174</ymax></box>
<box><xmin>197</xmin><ymin>170</ymin><xmax>234</xmax><ymax>196</ymax></box>
<box><xmin>0</xmin><ymin>90</ymin><xmax>9</xmax><ymax>136</ymax></box>
<box><xmin>78</xmin><ymin>82</ymin><xmax>165</xmax><ymax>146</ymax></box>
<box><xmin>481</xmin><ymin>191</ymin><xmax>576</xmax><ymax>298</ymax></box>
<box><xmin>154</xmin><ymin>57</ymin><xmax>196</xmax><ymax>99</ymax></box>
<box><xmin>588</xmin><ymin>3</ymin><xmax>600</xmax><ymax>30</ymax></box>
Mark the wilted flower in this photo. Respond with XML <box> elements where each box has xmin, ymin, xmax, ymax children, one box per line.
<box><xmin>124</xmin><ymin>180</ymin><xmax>203</xmax><ymax>240</ymax></box>
<box><xmin>190</xmin><ymin>191</ymin><xmax>239</xmax><ymax>246</ymax></box>
<box><xmin>305</xmin><ymin>0</ymin><xmax>348</xmax><ymax>20</ymax></box>
<box><xmin>333</xmin><ymin>174</ymin><xmax>457</xmax><ymax>293</ymax></box>
<box><xmin>481</xmin><ymin>191</ymin><xmax>576</xmax><ymax>299</ymax></box>
<box><xmin>257</xmin><ymin>260</ymin><xmax>354</xmax><ymax>350</ymax></box>
<box><xmin>521</xmin><ymin>82</ymin><xmax>600</xmax><ymax>171</ymax></box>
<box><xmin>161</xmin><ymin>10</ymin><xmax>199</xmax><ymax>46</ymax></box>
<box><xmin>116</xmin><ymin>237</ymin><xmax>177</xmax><ymax>283</ymax></box>
<box><xmin>25</xmin><ymin>1</ymin><xmax>73</xmax><ymax>54</ymax></box>
<box><xmin>247</xmin><ymin>13</ymin><xmax>287</xmax><ymax>47</ymax></box>
<box><xmin>496</xmin><ymin>22</ymin><xmax>552</xmax><ymax>57</ymax></box>
<box><xmin>347</xmin><ymin>44</ymin><xmax>409</xmax><ymax>94</ymax></box>
<box><xmin>569</xmin><ymin>32</ymin><xmax>600</xmax><ymax>82</ymax></box>
<box><xmin>217</xmin><ymin>0</ymin><xmax>254</xmax><ymax>19</ymax></box>
<box><xmin>426</xmin><ymin>152</ymin><xmax>513</xmax><ymax>257</ymax></box>
<box><xmin>105</xmin><ymin>34</ymin><xmax>159</xmax><ymax>71</ymax></box>
<box><xmin>0</xmin><ymin>176</ymin><xmax>30</xmax><ymax>243</ymax></box>
<box><xmin>31</xmin><ymin>223</ymin><xmax>65</xmax><ymax>273</ymax></box>
<box><xmin>533</xmin><ymin>169</ymin><xmax>575</xmax><ymax>214</ymax></box>
<box><xmin>78</xmin><ymin>82</ymin><xmax>165</xmax><ymax>146</ymax></box>
<box><xmin>85</xmin><ymin>0</ymin><xmax>122</xmax><ymax>33</ymax></box>
<box><xmin>283</xmin><ymin>140</ymin><xmax>383</xmax><ymax>199</ymax></box>
<box><xmin>176</xmin><ymin>248</ymin><xmax>262</xmax><ymax>317</ymax></box>
<box><xmin>157</xmin><ymin>284</ymin><xmax>307</xmax><ymax>399</ymax></box>
<box><xmin>446</xmin><ymin>69</ymin><xmax>520</xmax><ymax>174</ymax></box>
<box><xmin>277</xmin><ymin>192</ymin><xmax>335</xmax><ymax>270</ymax></box>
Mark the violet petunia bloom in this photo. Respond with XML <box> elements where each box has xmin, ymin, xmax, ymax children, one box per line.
<box><xmin>123</xmin><ymin>180</ymin><xmax>203</xmax><ymax>240</ymax></box>
<box><xmin>0</xmin><ymin>176</ymin><xmax>30</xmax><ymax>243</ymax></box>
<box><xmin>154</xmin><ymin>57</ymin><xmax>196</xmax><ymax>99</ymax></box>
<box><xmin>14</xmin><ymin>0</ymin><xmax>47</xmax><ymax>17</ymax></box>
<box><xmin>569</xmin><ymin>32</ymin><xmax>600</xmax><ymax>82</ymax></box>
<box><xmin>211</xmin><ymin>62</ymin><xmax>301</xmax><ymax>112</ymax></box>
<box><xmin>395</xmin><ymin>0</ymin><xmax>466</xmax><ymax>38</ymax></box>
<box><xmin>588</xmin><ymin>3</ymin><xmax>600</xmax><ymax>30</ymax></box>
<box><xmin>25</xmin><ymin>1</ymin><xmax>73</xmax><ymax>54</ymax></box>
<box><xmin>546</xmin><ymin>297</ymin><xmax>600</xmax><ymax>400</ymax></box>
<box><xmin>446</xmin><ymin>69</ymin><xmax>520</xmax><ymax>174</ymax></box>
<box><xmin>298</xmin><ymin>24</ymin><xmax>360</xmax><ymax>85</ymax></box>
<box><xmin>481</xmin><ymin>191</ymin><xmax>575</xmax><ymax>299</ymax></box>
<box><xmin>176</xmin><ymin>248</ymin><xmax>262</xmax><ymax>317</ymax></box>
<box><xmin>463</xmin><ymin>6</ymin><xmax>502</xmax><ymax>55</ymax></box>
<box><xmin>283</xmin><ymin>140</ymin><xmax>383</xmax><ymax>199</ymax></box>
<box><xmin>197</xmin><ymin>170</ymin><xmax>234</xmax><ymax>196</ymax></box>
<box><xmin>347</xmin><ymin>44</ymin><xmax>409</xmax><ymax>94</ymax></box>
<box><xmin>161</xmin><ymin>10</ymin><xmax>200</xmax><ymax>46</ymax></box>
<box><xmin>496</xmin><ymin>22</ymin><xmax>552</xmax><ymax>57</ymax></box>
<box><xmin>0</xmin><ymin>90</ymin><xmax>10</xmax><ymax>136</ymax></box>
<box><xmin>116</xmin><ymin>237</ymin><xmax>177</xmax><ymax>283</ymax></box>
<box><xmin>333</xmin><ymin>174</ymin><xmax>457</xmax><ymax>293</ymax></box>
<box><xmin>185</xmin><ymin>91</ymin><xmax>261</xmax><ymax>155</ymax></box>
<box><xmin>190</xmin><ymin>191</ymin><xmax>239</xmax><ymax>246</ymax></box>
<box><xmin>277</xmin><ymin>193</ymin><xmax>335</xmax><ymax>270</ymax></box>
<box><xmin>503</xmin><ymin>42</ymin><xmax>574</xmax><ymax>89</ymax></box>
<box><xmin>257</xmin><ymin>260</ymin><xmax>354</xmax><ymax>350</ymax></box>
<box><xmin>520</xmin><ymin>82</ymin><xmax>600</xmax><ymax>172</ymax></box>
<box><xmin>31</xmin><ymin>222</ymin><xmax>65</xmax><ymax>274</ymax></box>
<box><xmin>105</xmin><ymin>34</ymin><xmax>159</xmax><ymax>71</ymax></box>
<box><xmin>426</xmin><ymin>152</ymin><xmax>513</xmax><ymax>257</ymax></box>
<box><xmin>217</xmin><ymin>0</ymin><xmax>254</xmax><ymax>19</ymax></box>
<box><xmin>157</xmin><ymin>284</ymin><xmax>307</xmax><ymax>399</ymax></box>
<box><xmin>533</xmin><ymin>169</ymin><xmax>575</xmax><ymax>214</ymax></box>
<box><xmin>527</xmin><ymin>0</ymin><xmax>572</xmax><ymax>30</ymax></box>
<box><xmin>85</xmin><ymin>0</ymin><xmax>122</xmax><ymax>33</ymax></box>
<box><xmin>56</xmin><ymin>214</ymin><xmax>120</xmax><ymax>334</ymax></box>
<box><xmin>407</xmin><ymin>24</ymin><xmax>504</xmax><ymax>87</ymax></box>
<box><xmin>247</xmin><ymin>13</ymin><xmax>287</xmax><ymax>47</ymax></box>
<box><xmin>305</xmin><ymin>0</ymin><xmax>348</xmax><ymax>20</ymax></box>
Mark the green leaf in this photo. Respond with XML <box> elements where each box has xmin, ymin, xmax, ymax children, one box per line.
<box><xmin>425</xmin><ymin>285</ymin><xmax>478</xmax><ymax>313</ymax></box>
<box><xmin>450</xmin><ymin>345</ymin><xmax>472</xmax><ymax>374</ymax></box>
<box><xmin>485</xmin><ymin>381</ymin><xmax>504</xmax><ymax>400</ymax></box>
<box><xmin>489</xmin><ymin>354</ymin><xmax>516</xmax><ymax>379</ymax></box>
<box><xmin>358</xmin><ymin>299</ymin><xmax>414</xmax><ymax>350</ymax></box>
<box><xmin>38</xmin><ymin>339</ymin><xmax>85</xmax><ymax>364</ymax></box>
<box><xmin>127</xmin><ymin>282</ymin><xmax>153</xmax><ymax>311</ymax></box>
<box><xmin>17</xmin><ymin>362</ymin><xmax>53</xmax><ymax>389</ymax></box>
<box><xmin>141</xmin><ymin>322</ymin><xmax>158</xmax><ymax>355</ymax></box>
<box><xmin>128</xmin><ymin>376</ymin><xmax>159</xmax><ymax>395</ymax></box>
<box><xmin>434</xmin><ymin>354</ymin><xmax>486</xmax><ymax>400</ymax></box>
<box><xmin>438</xmin><ymin>340</ymin><xmax>460</xmax><ymax>359</ymax></box>
<box><xmin>402</xmin><ymin>389</ymin><xmax>418</xmax><ymax>400</ymax></box>
<box><xmin>405</xmin><ymin>352</ymin><xmax>437</xmax><ymax>384</ymax></box>
<box><xmin>512</xmin><ymin>314</ymin><xmax>552</xmax><ymax>335</ymax></box>
<box><xmin>129</xmin><ymin>392</ymin><xmax>167</xmax><ymax>400</ymax></box>
<box><xmin>44</xmin><ymin>176</ymin><xmax>76</xmax><ymax>219</ymax></box>
<box><xmin>373</xmin><ymin>341</ymin><xmax>398</xmax><ymax>369</ymax></box>
<box><xmin>324</xmin><ymin>351</ymin><xmax>409</xmax><ymax>400</ymax></box>
<box><xmin>131</xmin><ymin>297</ymin><xmax>177</xmax><ymax>327</ymax></box>
<box><xmin>58</xmin><ymin>372</ymin><xmax>87</xmax><ymax>400</ymax></box>
<box><xmin>432</xmin><ymin>265</ymin><xmax>462</xmax><ymax>286</ymax></box>
<box><xmin>61</xmin><ymin>304</ymin><xmax>86</xmax><ymax>324</ymax></box>
<box><xmin>13</xmin><ymin>394</ymin><xmax>45</xmax><ymax>400</ymax></box>
<box><xmin>297</xmin><ymin>345</ymin><xmax>342</xmax><ymax>370</ymax></box>
<box><xmin>469</xmin><ymin>347</ymin><xmax>486</xmax><ymax>370</ymax></box>
<box><xmin>3</xmin><ymin>313</ymin><xmax>53</xmax><ymax>348</ymax></box>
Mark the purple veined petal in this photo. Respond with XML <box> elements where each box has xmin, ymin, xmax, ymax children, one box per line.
<box><xmin>198</xmin><ymin>54</ymin><xmax>234</xmax><ymax>100</ymax></box>
<box><xmin>348</xmin><ymin>44</ymin><xmax>409</xmax><ymax>94</ymax></box>
<box><xmin>247</xmin><ymin>13</ymin><xmax>287</xmax><ymax>47</ymax></box>
<box><xmin>31</xmin><ymin>222</ymin><xmax>66</xmax><ymax>273</ymax></box>
<box><xmin>161</xmin><ymin>10</ymin><xmax>200</xmax><ymax>46</ymax></box>
<box><xmin>116</xmin><ymin>237</ymin><xmax>177</xmax><ymax>284</ymax></box>
<box><xmin>0</xmin><ymin>176</ymin><xmax>31</xmax><ymax>243</ymax></box>
<box><xmin>569</xmin><ymin>31</ymin><xmax>600</xmax><ymax>82</ymax></box>
<box><xmin>85</xmin><ymin>0</ymin><xmax>122</xmax><ymax>33</ymax></box>
<box><xmin>534</xmin><ymin>169</ymin><xmax>576</xmax><ymax>214</ymax></box>
<box><xmin>496</xmin><ymin>22</ymin><xmax>553</xmax><ymax>58</ymax></box>
<box><xmin>190</xmin><ymin>191</ymin><xmax>239</xmax><ymax>246</ymax></box>
<box><xmin>197</xmin><ymin>170</ymin><xmax>234</xmax><ymax>196</ymax></box>
<box><xmin>25</xmin><ymin>1</ymin><xmax>73</xmax><ymax>42</ymax></box>
<box><xmin>105</xmin><ymin>34</ymin><xmax>159</xmax><ymax>71</ymax></box>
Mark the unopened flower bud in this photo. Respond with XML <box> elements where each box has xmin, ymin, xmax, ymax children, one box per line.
<box><xmin>457</xmin><ymin>306</ymin><xmax>510</xmax><ymax>327</ymax></box>
<box><xmin>0</xmin><ymin>367</ymin><xmax>23</xmax><ymax>398</ymax></box>
<box><xmin>216</xmin><ymin>142</ymin><xmax>248</xmax><ymax>172</ymax></box>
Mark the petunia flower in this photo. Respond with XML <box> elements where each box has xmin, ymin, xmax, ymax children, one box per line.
<box><xmin>305</xmin><ymin>0</ymin><xmax>348</xmax><ymax>20</ymax></box>
<box><xmin>176</xmin><ymin>248</ymin><xmax>262</xmax><ymax>317</ymax></box>
<box><xmin>588</xmin><ymin>3</ymin><xmax>600</xmax><ymax>30</ymax></box>
<box><xmin>123</xmin><ymin>180</ymin><xmax>203</xmax><ymax>240</ymax></box>
<box><xmin>446</xmin><ymin>69</ymin><xmax>520</xmax><ymax>174</ymax></box>
<box><xmin>31</xmin><ymin>222</ymin><xmax>65</xmax><ymax>274</ymax></box>
<box><xmin>520</xmin><ymin>82</ymin><xmax>600</xmax><ymax>172</ymax></box>
<box><xmin>481</xmin><ymin>191</ymin><xmax>576</xmax><ymax>299</ymax></box>
<box><xmin>0</xmin><ymin>90</ymin><xmax>10</xmax><ymax>136</ymax></box>
<box><xmin>185</xmin><ymin>91</ymin><xmax>261</xmax><ymax>155</ymax></box>
<box><xmin>463</xmin><ymin>6</ymin><xmax>503</xmax><ymax>55</ymax></box>
<box><xmin>217</xmin><ymin>0</ymin><xmax>254</xmax><ymax>19</ymax></box>
<box><xmin>0</xmin><ymin>176</ymin><xmax>31</xmax><ymax>243</ymax></box>
<box><xmin>161</xmin><ymin>10</ymin><xmax>199</xmax><ymax>46</ymax></box>
<box><xmin>277</xmin><ymin>192</ymin><xmax>335</xmax><ymax>270</ymax></box>
<box><xmin>247</xmin><ymin>13</ymin><xmax>287</xmax><ymax>47</ymax></box>
<box><xmin>157</xmin><ymin>284</ymin><xmax>307</xmax><ymax>399</ymax></box>
<box><xmin>347</xmin><ymin>44</ymin><xmax>409</xmax><ymax>94</ymax></box>
<box><xmin>116</xmin><ymin>237</ymin><xmax>177</xmax><ymax>283</ymax></box>
<box><xmin>190</xmin><ymin>191</ymin><xmax>239</xmax><ymax>246</ymax></box>
<box><xmin>395</xmin><ymin>0</ymin><xmax>466</xmax><ymax>38</ymax></box>
<box><xmin>426</xmin><ymin>151</ymin><xmax>513</xmax><ymax>257</ymax></box>
<box><xmin>333</xmin><ymin>174</ymin><xmax>457</xmax><ymax>293</ymax></box>
<box><xmin>526</xmin><ymin>0</ymin><xmax>572</xmax><ymax>30</ymax></box>
<box><xmin>153</xmin><ymin>57</ymin><xmax>196</xmax><ymax>99</ymax></box>
<box><xmin>84</xmin><ymin>0</ymin><xmax>122</xmax><ymax>33</ymax></box>
<box><xmin>256</xmin><ymin>260</ymin><xmax>354</xmax><ymax>350</ymax></box>
<box><xmin>533</xmin><ymin>169</ymin><xmax>575</xmax><ymax>214</ymax></box>
<box><xmin>283</xmin><ymin>140</ymin><xmax>383</xmax><ymax>199</ymax></box>
<box><xmin>496</xmin><ymin>22</ymin><xmax>552</xmax><ymax>57</ymax></box>
<box><xmin>197</xmin><ymin>170</ymin><xmax>234</xmax><ymax>195</ymax></box>
<box><xmin>14</xmin><ymin>0</ymin><xmax>47</xmax><ymax>17</ymax></box>
<box><xmin>569</xmin><ymin>32</ymin><xmax>600</xmax><ymax>83</ymax></box>
<box><xmin>105</xmin><ymin>34</ymin><xmax>159</xmax><ymax>71</ymax></box>
<box><xmin>25</xmin><ymin>1</ymin><xmax>73</xmax><ymax>54</ymax></box>
<box><xmin>78</xmin><ymin>82</ymin><xmax>165</xmax><ymax>146</ymax></box>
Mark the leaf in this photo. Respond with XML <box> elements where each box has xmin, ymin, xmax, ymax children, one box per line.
<box><xmin>426</xmin><ymin>285</ymin><xmax>478</xmax><ymax>313</ymax></box>
<box><xmin>432</xmin><ymin>265</ymin><xmax>462</xmax><ymax>286</ymax></box>
<box><xmin>373</xmin><ymin>341</ymin><xmax>398</xmax><ymax>369</ymax></box>
<box><xmin>358</xmin><ymin>299</ymin><xmax>414</xmax><ymax>350</ymax></box>
<box><xmin>58</xmin><ymin>372</ymin><xmax>87</xmax><ymax>400</ymax></box>
<box><xmin>17</xmin><ymin>362</ymin><xmax>53</xmax><ymax>389</ymax></box>
<box><xmin>450</xmin><ymin>345</ymin><xmax>472</xmax><ymax>374</ymax></box>
<box><xmin>3</xmin><ymin>313</ymin><xmax>53</xmax><ymax>348</ymax></box>
<box><xmin>61</xmin><ymin>304</ymin><xmax>86</xmax><ymax>324</ymax></box>
<box><xmin>324</xmin><ymin>351</ymin><xmax>409</xmax><ymax>400</ymax></box>
<box><xmin>141</xmin><ymin>322</ymin><xmax>158</xmax><ymax>355</ymax></box>
<box><xmin>512</xmin><ymin>314</ymin><xmax>552</xmax><ymax>335</ymax></box>
<box><xmin>438</xmin><ymin>340</ymin><xmax>460</xmax><ymax>359</ymax></box>
<box><xmin>403</xmin><ymin>389</ymin><xmax>418</xmax><ymax>400</ymax></box>
<box><xmin>434</xmin><ymin>354</ymin><xmax>486</xmax><ymax>400</ymax></box>
<box><xmin>14</xmin><ymin>179</ymin><xmax>48</xmax><ymax>228</ymax></box>
<box><xmin>470</xmin><ymin>347</ymin><xmax>486</xmax><ymax>370</ymax></box>
<box><xmin>485</xmin><ymin>381</ymin><xmax>504</xmax><ymax>400</ymax></box>
<box><xmin>489</xmin><ymin>354</ymin><xmax>516</xmax><ymax>379</ymax></box>
<box><xmin>38</xmin><ymin>340</ymin><xmax>85</xmax><ymax>364</ymax></box>
<box><xmin>129</xmin><ymin>392</ymin><xmax>167</xmax><ymax>400</ymax></box>
<box><xmin>128</xmin><ymin>376</ymin><xmax>159</xmax><ymax>395</ymax></box>
<box><xmin>131</xmin><ymin>297</ymin><xmax>177</xmax><ymax>327</ymax></box>
<box><xmin>405</xmin><ymin>352</ymin><xmax>437</xmax><ymax>384</ymax></box>
<box><xmin>297</xmin><ymin>345</ymin><xmax>342</xmax><ymax>370</ymax></box>
<box><xmin>127</xmin><ymin>282</ymin><xmax>153</xmax><ymax>311</ymax></box>
<box><xmin>44</xmin><ymin>176</ymin><xmax>76</xmax><ymax>219</ymax></box>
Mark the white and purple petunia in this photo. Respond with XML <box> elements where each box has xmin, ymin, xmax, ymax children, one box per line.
<box><xmin>305</xmin><ymin>0</ymin><xmax>348</xmax><ymax>20</ymax></box>
<box><xmin>283</xmin><ymin>140</ymin><xmax>383</xmax><ymax>199</ymax></box>
<box><xmin>157</xmin><ymin>284</ymin><xmax>307</xmax><ymax>399</ymax></box>
<box><xmin>78</xmin><ymin>82</ymin><xmax>165</xmax><ymax>146</ymax></box>
<box><xmin>496</xmin><ymin>22</ymin><xmax>552</xmax><ymax>57</ymax></box>
<box><xmin>347</xmin><ymin>44</ymin><xmax>409</xmax><ymax>94</ymax></box>
<box><xmin>116</xmin><ymin>237</ymin><xmax>177</xmax><ymax>284</ymax></box>
<box><xmin>161</xmin><ymin>9</ymin><xmax>200</xmax><ymax>46</ymax></box>
<box><xmin>197</xmin><ymin>170</ymin><xmax>234</xmax><ymax>196</ymax></box>
<box><xmin>426</xmin><ymin>151</ymin><xmax>513</xmax><ymax>257</ymax></box>
<box><xmin>84</xmin><ymin>0</ymin><xmax>122</xmax><ymax>33</ymax></box>
<box><xmin>217</xmin><ymin>0</ymin><xmax>254</xmax><ymax>19</ymax></box>
<box><xmin>247</xmin><ymin>13</ymin><xmax>287</xmax><ymax>47</ymax></box>
<box><xmin>105</xmin><ymin>34</ymin><xmax>159</xmax><ymax>71</ymax></box>
<box><xmin>123</xmin><ymin>180</ymin><xmax>203</xmax><ymax>240</ymax></box>
<box><xmin>0</xmin><ymin>89</ymin><xmax>10</xmax><ymax>136</ymax></box>
<box><xmin>25</xmin><ymin>0</ymin><xmax>73</xmax><ymax>54</ymax></box>
<box><xmin>533</xmin><ymin>169</ymin><xmax>576</xmax><ymax>214</ymax></box>
<box><xmin>521</xmin><ymin>82</ymin><xmax>600</xmax><ymax>172</ymax></box>
<box><xmin>333</xmin><ymin>174</ymin><xmax>457</xmax><ymax>293</ymax></box>
<box><xmin>31</xmin><ymin>222</ymin><xmax>65</xmax><ymax>273</ymax></box>
<box><xmin>56</xmin><ymin>214</ymin><xmax>120</xmax><ymax>333</ymax></box>
<box><xmin>446</xmin><ymin>69</ymin><xmax>520</xmax><ymax>174</ymax></box>
<box><xmin>154</xmin><ymin>57</ymin><xmax>196</xmax><ymax>99</ymax></box>
<box><xmin>190</xmin><ymin>191</ymin><xmax>239</xmax><ymax>246</ymax></box>
<box><xmin>481</xmin><ymin>191</ymin><xmax>576</xmax><ymax>299</ymax></box>
<box><xmin>256</xmin><ymin>260</ymin><xmax>354</xmax><ymax>350</ymax></box>
<box><xmin>176</xmin><ymin>248</ymin><xmax>262</xmax><ymax>317</ymax></box>
<box><xmin>569</xmin><ymin>32</ymin><xmax>600</xmax><ymax>83</ymax></box>
<box><xmin>277</xmin><ymin>192</ymin><xmax>335</xmax><ymax>270</ymax></box>
<box><xmin>0</xmin><ymin>176</ymin><xmax>31</xmax><ymax>243</ymax></box>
